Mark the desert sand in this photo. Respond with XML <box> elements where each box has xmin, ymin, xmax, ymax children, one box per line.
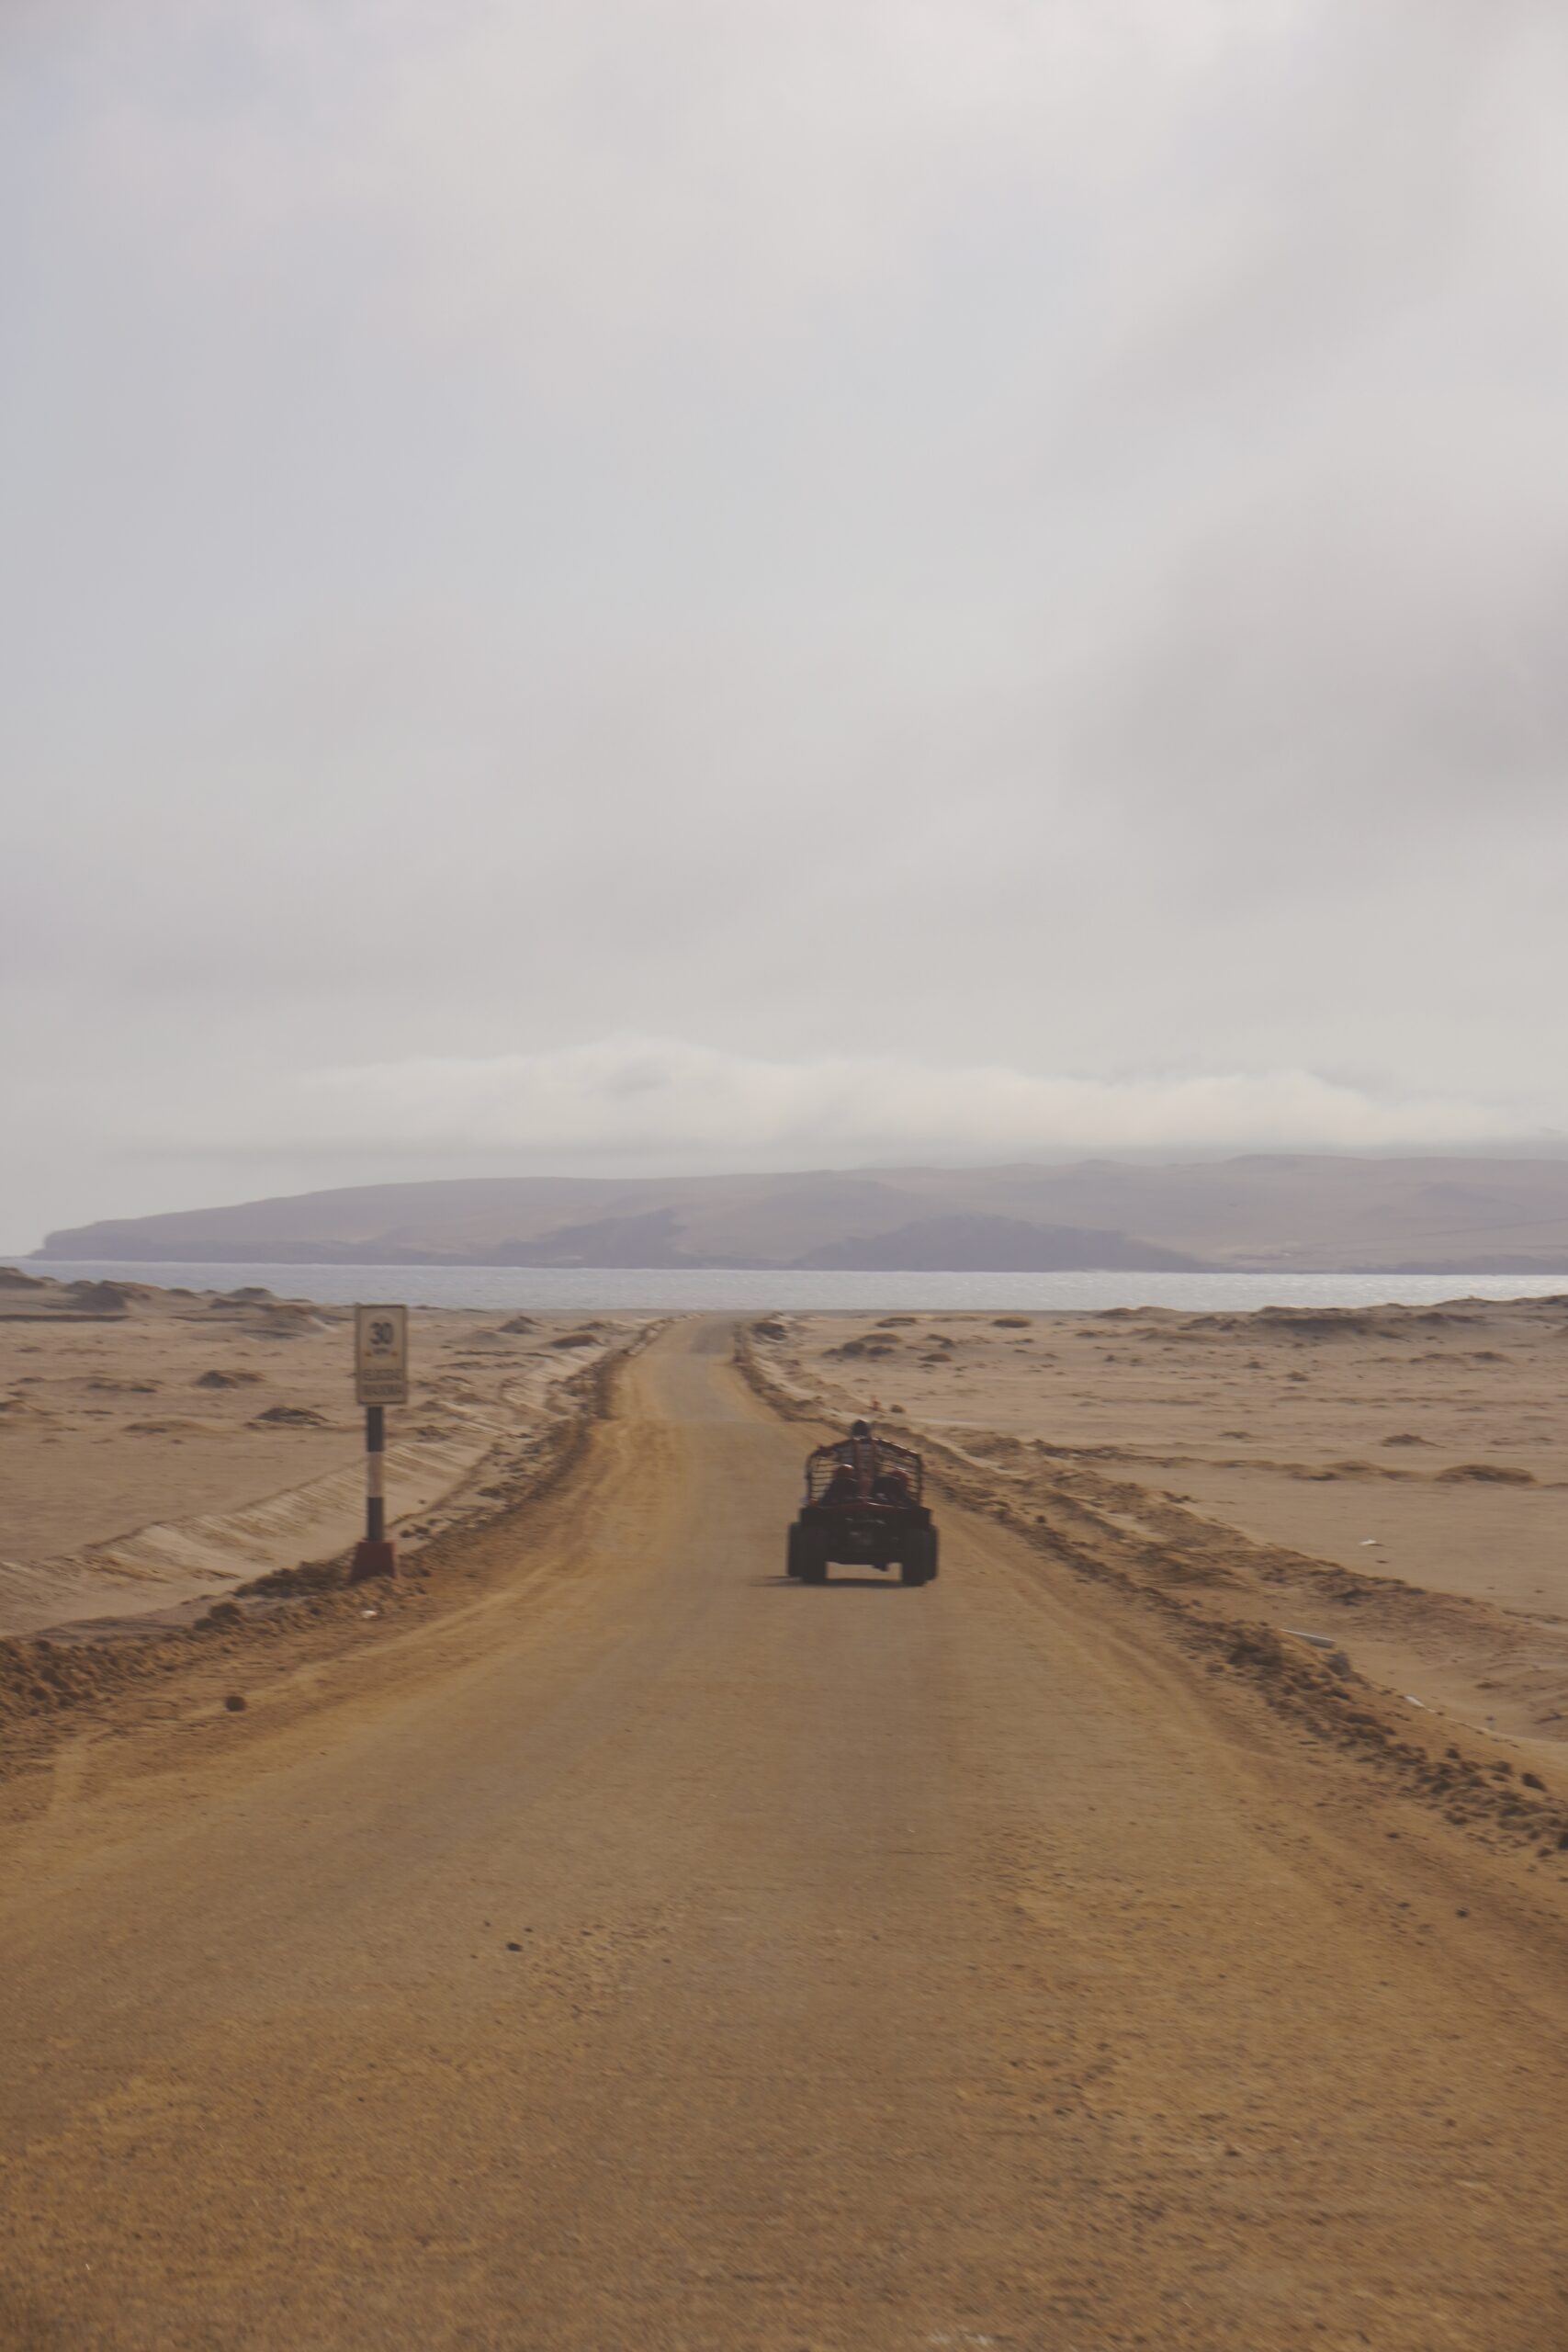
<box><xmin>3</xmin><ymin>1306</ymin><xmax>1568</xmax><ymax>2348</ymax></box>
<box><xmin>0</xmin><ymin>1267</ymin><xmax>646</xmax><ymax>1636</ymax></box>
<box><xmin>754</xmin><ymin>1295</ymin><xmax>1568</xmax><ymax>1758</ymax></box>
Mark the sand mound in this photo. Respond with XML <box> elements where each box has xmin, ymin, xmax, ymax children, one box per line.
<box><xmin>64</xmin><ymin>1281</ymin><xmax>134</xmax><ymax>1313</ymax></box>
<box><xmin>1438</xmin><ymin>1462</ymin><xmax>1536</xmax><ymax>1485</ymax></box>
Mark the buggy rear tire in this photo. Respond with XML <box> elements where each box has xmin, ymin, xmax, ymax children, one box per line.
<box><xmin>785</xmin><ymin>1522</ymin><xmax>806</xmax><ymax>1578</ymax></box>
<box><xmin>900</xmin><ymin>1528</ymin><xmax>937</xmax><ymax>1587</ymax></box>
<box><xmin>799</xmin><ymin>1523</ymin><xmax>831</xmax><ymax>1580</ymax></box>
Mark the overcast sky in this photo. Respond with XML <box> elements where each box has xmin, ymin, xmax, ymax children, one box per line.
<box><xmin>5</xmin><ymin>0</ymin><xmax>1567</xmax><ymax>1247</ymax></box>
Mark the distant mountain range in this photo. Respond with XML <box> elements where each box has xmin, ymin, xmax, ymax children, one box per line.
<box><xmin>30</xmin><ymin>1158</ymin><xmax>1568</xmax><ymax>1273</ymax></box>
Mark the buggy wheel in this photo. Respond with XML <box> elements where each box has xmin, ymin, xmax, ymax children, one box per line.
<box><xmin>900</xmin><ymin>1529</ymin><xmax>937</xmax><ymax>1587</ymax></box>
<box><xmin>785</xmin><ymin>1523</ymin><xmax>806</xmax><ymax>1578</ymax></box>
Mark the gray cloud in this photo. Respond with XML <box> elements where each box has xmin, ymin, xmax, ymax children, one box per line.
<box><xmin>97</xmin><ymin>1035</ymin><xmax>1520</xmax><ymax>1158</ymax></box>
<box><xmin>4</xmin><ymin>2</ymin><xmax>1566</xmax><ymax>1244</ymax></box>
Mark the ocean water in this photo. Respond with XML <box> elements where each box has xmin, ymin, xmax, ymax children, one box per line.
<box><xmin>23</xmin><ymin>1260</ymin><xmax>1568</xmax><ymax>1315</ymax></box>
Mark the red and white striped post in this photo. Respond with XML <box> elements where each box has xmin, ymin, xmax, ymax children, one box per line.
<box><xmin>351</xmin><ymin>1305</ymin><xmax>406</xmax><ymax>1582</ymax></box>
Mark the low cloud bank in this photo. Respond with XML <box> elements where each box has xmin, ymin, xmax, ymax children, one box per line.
<box><xmin>285</xmin><ymin>1035</ymin><xmax>1510</xmax><ymax>1165</ymax></box>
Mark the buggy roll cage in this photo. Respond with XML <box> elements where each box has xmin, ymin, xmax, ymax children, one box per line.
<box><xmin>803</xmin><ymin>1433</ymin><xmax>924</xmax><ymax>1508</ymax></box>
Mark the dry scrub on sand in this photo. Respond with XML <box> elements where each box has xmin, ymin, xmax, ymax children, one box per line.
<box><xmin>743</xmin><ymin>1299</ymin><xmax>1568</xmax><ymax>1860</ymax></box>
<box><xmin>0</xmin><ymin>1307</ymin><xmax>658</xmax><ymax>1778</ymax></box>
<box><xmin>0</xmin><ymin>1274</ymin><xmax>653</xmax><ymax>1758</ymax></box>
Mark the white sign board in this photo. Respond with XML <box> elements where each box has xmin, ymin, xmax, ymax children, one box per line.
<box><xmin>355</xmin><ymin>1304</ymin><xmax>409</xmax><ymax>1406</ymax></box>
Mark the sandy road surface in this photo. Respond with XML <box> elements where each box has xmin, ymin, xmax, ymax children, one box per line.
<box><xmin>3</xmin><ymin>1319</ymin><xmax>1567</xmax><ymax>2350</ymax></box>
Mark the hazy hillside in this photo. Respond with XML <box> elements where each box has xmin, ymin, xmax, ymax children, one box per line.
<box><xmin>33</xmin><ymin>1158</ymin><xmax>1568</xmax><ymax>1272</ymax></box>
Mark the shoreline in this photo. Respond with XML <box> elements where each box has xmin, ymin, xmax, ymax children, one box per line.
<box><xmin>11</xmin><ymin>1256</ymin><xmax>1567</xmax><ymax>1316</ymax></box>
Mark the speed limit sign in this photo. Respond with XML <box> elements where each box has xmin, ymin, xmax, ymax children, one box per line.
<box><xmin>355</xmin><ymin>1304</ymin><xmax>409</xmax><ymax>1405</ymax></box>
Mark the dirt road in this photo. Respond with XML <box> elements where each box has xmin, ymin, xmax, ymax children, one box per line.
<box><xmin>3</xmin><ymin>1319</ymin><xmax>1566</xmax><ymax>2349</ymax></box>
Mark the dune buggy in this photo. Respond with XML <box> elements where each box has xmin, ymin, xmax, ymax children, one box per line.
<box><xmin>786</xmin><ymin>1424</ymin><xmax>939</xmax><ymax>1588</ymax></box>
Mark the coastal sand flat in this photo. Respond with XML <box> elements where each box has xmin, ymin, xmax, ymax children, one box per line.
<box><xmin>0</xmin><ymin>1277</ymin><xmax>640</xmax><ymax>1635</ymax></box>
<box><xmin>2</xmin><ymin>1318</ymin><xmax>1567</xmax><ymax>2348</ymax></box>
<box><xmin>773</xmin><ymin>1299</ymin><xmax>1568</xmax><ymax>1755</ymax></box>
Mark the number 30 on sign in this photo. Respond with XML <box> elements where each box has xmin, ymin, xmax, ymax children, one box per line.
<box><xmin>355</xmin><ymin>1305</ymin><xmax>409</xmax><ymax>1405</ymax></box>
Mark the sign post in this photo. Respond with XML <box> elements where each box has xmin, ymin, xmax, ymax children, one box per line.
<box><xmin>351</xmin><ymin>1305</ymin><xmax>408</xmax><ymax>1582</ymax></box>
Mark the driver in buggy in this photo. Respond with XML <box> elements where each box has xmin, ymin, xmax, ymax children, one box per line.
<box><xmin>822</xmin><ymin>1420</ymin><xmax>909</xmax><ymax>1508</ymax></box>
<box><xmin>823</xmin><ymin>1419</ymin><xmax>875</xmax><ymax>1507</ymax></box>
